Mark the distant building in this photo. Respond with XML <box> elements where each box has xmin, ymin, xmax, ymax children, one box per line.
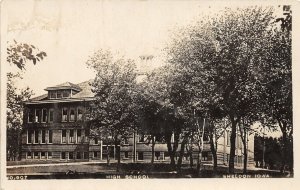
<box><xmin>20</xmin><ymin>80</ymin><xmax>254</xmax><ymax>167</ymax></box>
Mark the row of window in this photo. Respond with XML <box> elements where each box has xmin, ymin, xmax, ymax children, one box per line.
<box><xmin>49</xmin><ymin>90</ymin><xmax>71</xmax><ymax>99</ymax></box>
<box><xmin>61</xmin><ymin>129</ymin><xmax>89</xmax><ymax>144</ymax></box>
<box><xmin>27</xmin><ymin>130</ymin><xmax>53</xmax><ymax>144</ymax></box>
<box><xmin>26</xmin><ymin>152</ymin><xmax>89</xmax><ymax>160</ymax></box>
<box><xmin>27</xmin><ymin>152</ymin><xmax>53</xmax><ymax>159</ymax></box>
<box><xmin>61</xmin><ymin>152</ymin><xmax>89</xmax><ymax>160</ymax></box>
<box><xmin>26</xmin><ymin>151</ymin><xmax>208</xmax><ymax>161</ymax></box>
<box><xmin>27</xmin><ymin>108</ymin><xmax>84</xmax><ymax>123</ymax></box>
<box><xmin>136</xmin><ymin>151</ymin><xmax>208</xmax><ymax>161</ymax></box>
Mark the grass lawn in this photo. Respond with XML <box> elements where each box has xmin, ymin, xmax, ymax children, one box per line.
<box><xmin>7</xmin><ymin>162</ymin><xmax>292</xmax><ymax>179</ymax></box>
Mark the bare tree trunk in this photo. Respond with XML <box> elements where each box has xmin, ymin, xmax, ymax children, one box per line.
<box><xmin>240</xmin><ymin>118</ymin><xmax>248</xmax><ymax>174</ymax></box>
<box><xmin>243</xmin><ymin>142</ymin><xmax>248</xmax><ymax>173</ymax></box>
<box><xmin>209</xmin><ymin>132</ymin><xmax>217</xmax><ymax>173</ymax></box>
<box><xmin>177</xmin><ymin>134</ymin><xmax>189</xmax><ymax>172</ymax></box>
<box><xmin>278</xmin><ymin>120</ymin><xmax>291</xmax><ymax>174</ymax></box>
<box><xmin>189</xmin><ymin>134</ymin><xmax>194</xmax><ymax>168</ymax></box>
<box><xmin>196</xmin><ymin>146</ymin><xmax>203</xmax><ymax>175</ymax></box>
<box><xmin>229</xmin><ymin>116</ymin><xmax>237</xmax><ymax>174</ymax></box>
<box><xmin>151</xmin><ymin>135</ymin><xmax>155</xmax><ymax>164</ymax></box>
<box><xmin>280</xmin><ymin>127</ymin><xmax>287</xmax><ymax>173</ymax></box>
<box><xmin>166</xmin><ymin>133</ymin><xmax>176</xmax><ymax>169</ymax></box>
<box><xmin>196</xmin><ymin>117</ymin><xmax>205</xmax><ymax>176</ymax></box>
<box><xmin>115</xmin><ymin>138</ymin><xmax>121</xmax><ymax>172</ymax></box>
<box><xmin>107</xmin><ymin>144</ymin><xmax>110</xmax><ymax>165</ymax></box>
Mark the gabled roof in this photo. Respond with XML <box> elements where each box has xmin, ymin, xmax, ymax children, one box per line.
<box><xmin>44</xmin><ymin>82</ymin><xmax>82</xmax><ymax>91</ymax></box>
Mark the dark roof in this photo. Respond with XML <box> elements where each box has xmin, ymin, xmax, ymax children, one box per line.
<box><xmin>29</xmin><ymin>80</ymin><xmax>94</xmax><ymax>102</ymax></box>
<box><xmin>30</xmin><ymin>94</ymin><xmax>48</xmax><ymax>101</ymax></box>
<box><xmin>72</xmin><ymin>80</ymin><xmax>94</xmax><ymax>98</ymax></box>
<box><xmin>44</xmin><ymin>82</ymin><xmax>82</xmax><ymax>91</ymax></box>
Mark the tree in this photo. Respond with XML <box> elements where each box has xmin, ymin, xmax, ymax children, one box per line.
<box><xmin>137</xmin><ymin>65</ymin><xmax>188</xmax><ymax>170</ymax></box>
<box><xmin>166</xmin><ymin>7</ymin><xmax>276</xmax><ymax>173</ymax></box>
<box><xmin>7</xmin><ymin>40</ymin><xmax>47</xmax><ymax>70</ymax></box>
<box><xmin>254</xmin><ymin>136</ymin><xmax>282</xmax><ymax>170</ymax></box>
<box><xmin>260</xmin><ymin>7</ymin><xmax>292</xmax><ymax>173</ymax></box>
<box><xmin>6</xmin><ymin>73</ymin><xmax>33</xmax><ymax>160</ymax></box>
<box><xmin>6</xmin><ymin>40</ymin><xmax>47</xmax><ymax>161</ymax></box>
<box><xmin>86</xmin><ymin>49</ymin><xmax>138</xmax><ymax>171</ymax></box>
<box><xmin>208</xmin><ymin>118</ymin><xmax>230</xmax><ymax>173</ymax></box>
<box><xmin>135</xmin><ymin>81</ymin><xmax>165</xmax><ymax>164</ymax></box>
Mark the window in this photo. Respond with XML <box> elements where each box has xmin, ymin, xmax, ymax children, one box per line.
<box><xmin>137</xmin><ymin>152</ymin><xmax>144</xmax><ymax>160</ymax></box>
<box><xmin>63</xmin><ymin>90</ymin><xmax>70</xmax><ymax>98</ymax></box>
<box><xmin>35</xmin><ymin>109</ymin><xmax>41</xmax><ymax>123</ymax></box>
<box><xmin>62</xmin><ymin>108</ymin><xmax>68</xmax><ymax>122</ymax></box>
<box><xmin>69</xmin><ymin>129</ymin><xmax>75</xmax><ymax>143</ymax></box>
<box><xmin>41</xmin><ymin>152</ymin><xmax>46</xmax><ymax>159</ymax></box>
<box><xmin>76</xmin><ymin>152</ymin><xmax>81</xmax><ymax>159</ymax></box>
<box><xmin>28</xmin><ymin>109</ymin><xmax>34</xmax><ymax>123</ymax></box>
<box><xmin>85</xmin><ymin>107</ymin><xmax>91</xmax><ymax>121</ymax></box>
<box><xmin>27</xmin><ymin>152</ymin><xmax>32</xmax><ymax>159</ymax></box>
<box><xmin>42</xmin><ymin>109</ymin><xmax>47</xmax><ymax>123</ymax></box>
<box><xmin>27</xmin><ymin>130</ymin><xmax>33</xmax><ymax>144</ymax></box>
<box><xmin>57</xmin><ymin>91</ymin><xmax>62</xmax><ymax>99</ymax></box>
<box><xmin>49</xmin><ymin>109</ymin><xmax>54</xmax><ymax>122</ymax></box>
<box><xmin>236</xmin><ymin>135</ymin><xmax>240</xmax><ymax>148</ymax></box>
<box><xmin>226</xmin><ymin>131</ymin><xmax>231</xmax><ymax>146</ymax></box>
<box><xmin>94</xmin><ymin>138</ymin><xmax>98</xmax><ymax>145</ymax></box>
<box><xmin>69</xmin><ymin>152</ymin><xmax>74</xmax><ymax>159</ymax></box>
<box><xmin>61</xmin><ymin>152</ymin><xmax>66</xmax><ymax>159</ymax></box>
<box><xmin>34</xmin><ymin>152</ymin><xmax>39</xmax><ymax>159</ymax></box>
<box><xmin>164</xmin><ymin>151</ymin><xmax>170</xmax><ymax>160</ymax></box>
<box><xmin>48</xmin><ymin>152</ymin><xmax>52</xmax><ymax>159</ymax></box>
<box><xmin>203</xmin><ymin>133</ymin><xmax>209</xmax><ymax>141</ymax></box>
<box><xmin>85</xmin><ymin>130</ymin><xmax>89</xmax><ymax>142</ymax></box>
<box><xmin>155</xmin><ymin>152</ymin><xmax>160</xmax><ymax>160</ymax></box>
<box><xmin>202</xmin><ymin>152</ymin><xmax>208</xmax><ymax>161</ymax></box>
<box><xmin>70</xmin><ymin>109</ymin><xmax>75</xmax><ymax>121</ymax></box>
<box><xmin>62</xmin><ymin>130</ymin><xmax>67</xmax><ymax>143</ymax></box>
<box><xmin>48</xmin><ymin>130</ymin><xmax>53</xmax><ymax>143</ymax></box>
<box><xmin>77</xmin><ymin>108</ymin><xmax>83</xmax><ymax>120</ymax></box>
<box><xmin>84</xmin><ymin>152</ymin><xmax>89</xmax><ymax>159</ymax></box>
<box><xmin>93</xmin><ymin>151</ymin><xmax>98</xmax><ymax>158</ymax></box>
<box><xmin>102</xmin><ymin>146</ymin><xmax>107</xmax><ymax>160</ymax></box>
<box><xmin>124</xmin><ymin>152</ymin><xmax>129</xmax><ymax>159</ymax></box>
<box><xmin>77</xmin><ymin>130</ymin><xmax>82</xmax><ymax>143</ymax></box>
<box><xmin>41</xmin><ymin>130</ymin><xmax>46</xmax><ymax>143</ymax></box>
<box><xmin>34</xmin><ymin>130</ymin><xmax>39</xmax><ymax>143</ymax></box>
<box><xmin>138</xmin><ymin>134</ymin><xmax>145</xmax><ymax>142</ymax></box>
<box><xmin>122</xmin><ymin>138</ymin><xmax>129</xmax><ymax>145</ymax></box>
<box><xmin>50</xmin><ymin>91</ymin><xmax>56</xmax><ymax>99</ymax></box>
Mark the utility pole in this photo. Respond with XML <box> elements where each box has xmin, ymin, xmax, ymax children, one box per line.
<box><xmin>262</xmin><ymin>126</ymin><xmax>265</xmax><ymax>168</ymax></box>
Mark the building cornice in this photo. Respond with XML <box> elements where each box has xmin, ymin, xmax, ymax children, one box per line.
<box><xmin>24</xmin><ymin>97</ymin><xmax>95</xmax><ymax>105</ymax></box>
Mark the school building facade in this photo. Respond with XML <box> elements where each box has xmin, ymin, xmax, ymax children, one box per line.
<box><xmin>20</xmin><ymin>80</ymin><xmax>254</xmax><ymax>167</ymax></box>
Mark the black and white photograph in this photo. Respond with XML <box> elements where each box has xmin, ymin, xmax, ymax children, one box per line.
<box><xmin>0</xmin><ymin>0</ymin><xmax>298</xmax><ymax>188</ymax></box>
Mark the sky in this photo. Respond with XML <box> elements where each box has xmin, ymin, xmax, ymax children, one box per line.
<box><xmin>3</xmin><ymin>1</ymin><xmax>288</xmax><ymax>139</ymax></box>
<box><xmin>4</xmin><ymin>0</ymin><xmax>283</xmax><ymax>96</ymax></box>
<box><xmin>5</xmin><ymin>0</ymin><xmax>220</xmax><ymax>96</ymax></box>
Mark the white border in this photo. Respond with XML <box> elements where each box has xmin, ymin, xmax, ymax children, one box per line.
<box><xmin>1</xmin><ymin>0</ymin><xmax>300</xmax><ymax>190</ymax></box>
